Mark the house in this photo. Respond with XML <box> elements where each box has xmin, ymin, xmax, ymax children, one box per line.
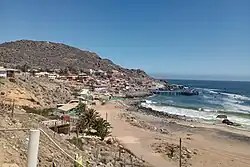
<box><xmin>48</xmin><ymin>73</ymin><xmax>59</xmax><ymax>80</ymax></box>
<box><xmin>57</xmin><ymin>102</ymin><xmax>79</xmax><ymax>113</ymax></box>
<box><xmin>0</xmin><ymin>67</ymin><xmax>21</xmax><ymax>78</ymax></box>
<box><xmin>79</xmin><ymin>88</ymin><xmax>90</xmax><ymax>96</ymax></box>
<box><xmin>89</xmin><ymin>69</ymin><xmax>95</xmax><ymax>75</ymax></box>
<box><xmin>66</xmin><ymin>75</ymin><xmax>78</xmax><ymax>80</ymax></box>
<box><xmin>35</xmin><ymin>72</ymin><xmax>49</xmax><ymax>77</ymax></box>
<box><xmin>0</xmin><ymin>67</ymin><xmax>7</xmax><ymax>78</ymax></box>
<box><xmin>77</xmin><ymin>73</ymin><xmax>88</xmax><ymax>81</ymax></box>
<box><xmin>6</xmin><ymin>68</ymin><xmax>21</xmax><ymax>78</ymax></box>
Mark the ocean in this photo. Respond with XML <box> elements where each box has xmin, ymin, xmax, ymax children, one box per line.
<box><xmin>142</xmin><ymin>79</ymin><xmax>250</xmax><ymax>128</ymax></box>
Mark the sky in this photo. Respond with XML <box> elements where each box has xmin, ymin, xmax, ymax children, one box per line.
<box><xmin>0</xmin><ymin>0</ymin><xmax>250</xmax><ymax>81</ymax></box>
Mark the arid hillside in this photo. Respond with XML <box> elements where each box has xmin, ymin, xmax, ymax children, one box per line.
<box><xmin>0</xmin><ymin>76</ymin><xmax>78</xmax><ymax>108</ymax></box>
<box><xmin>0</xmin><ymin>40</ymin><xmax>150</xmax><ymax>80</ymax></box>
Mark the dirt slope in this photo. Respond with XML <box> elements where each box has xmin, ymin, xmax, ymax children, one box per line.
<box><xmin>0</xmin><ymin>77</ymin><xmax>75</xmax><ymax>108</ymax></box>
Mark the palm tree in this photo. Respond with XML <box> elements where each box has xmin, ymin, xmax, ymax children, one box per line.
<box><xmin>91</xmin><ymin>117</ymin><xmax>112</xmax><ymax>140</ymax></box>
<box><xmin>76</xmin><ymin>108</ymin><xmax>100</xmax><ymax>133</ymax></box>
<box><xmin>75</xmin><ymin>106</ymin><xmax>111</xmax><ymax>140</ymax></box>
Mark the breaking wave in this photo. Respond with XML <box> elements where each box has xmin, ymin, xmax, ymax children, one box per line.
<box><xmin>141</xmin><ymin>102</ymin><xmax>250</xmax><ymax>127</ymax></box>
<box><xmin>144</xmin><ymin>85</ymin><xmax>250</xmax><ymax>128</ymax></box>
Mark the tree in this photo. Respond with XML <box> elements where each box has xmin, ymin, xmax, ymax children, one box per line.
<box><xmin>75</xmin><ymin>107</ymin><xmax>111</xmax><ymax>140</ymax></box>
<box><xmin>91</xmin><ymin>117</ymin><xmax>111</xmax><ymax>140</ymax></box>
<box><xmin>76</xmin><ymin>108</ymin><xmax>100</xmax><ymax>133</ymax></box>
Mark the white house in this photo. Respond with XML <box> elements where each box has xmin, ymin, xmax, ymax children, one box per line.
<box><xmin>80</xmin><ymin>88</ymin><xmax>90</xmax><ymax>96</ymax></box>
<box><xmin>48</xmin><ymin>73</ymin><xmax>59</xmax><ymax>80</ymax></box>
<box><xmin>35</xmin><ymin>72</ymin><xmax>49</xmax><ymax>77</ymax></box>
<box><xmin>0</xmin><ymin>67</ymin><xmax>7</xmax><ymax>78</ymax></box>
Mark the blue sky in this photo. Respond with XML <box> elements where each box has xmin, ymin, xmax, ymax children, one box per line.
<box><xmin>0</xmin><ymin>0</ymin><xmax>250</xmax><ymax>80</ymax></box>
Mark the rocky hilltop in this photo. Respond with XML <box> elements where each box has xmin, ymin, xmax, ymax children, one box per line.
<box><xmin>0</xmin><ymin>40</ymin><xmax>149</xmax><ymax>79</ymax></box>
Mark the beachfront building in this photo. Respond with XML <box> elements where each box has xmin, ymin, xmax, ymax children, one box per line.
<box><xmin>58</xmin><ymin>102</ymin><xmax>79</xmax><ymax>113</ymax></box>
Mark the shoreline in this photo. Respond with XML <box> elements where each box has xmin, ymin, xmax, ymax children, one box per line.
<box><xmin>96</xmin><ymin>100</ymin><xmax>250</xmax><ymax>167</ymax></box>
<box><xmin>130</xmin><ymin>97</ymin><xmax>250</xmax><ymax>129</ymax></box>
<box><xmin>122</xmin><ymin>98</ymin><xmax>250</xmax><ymax>139</ymax></box>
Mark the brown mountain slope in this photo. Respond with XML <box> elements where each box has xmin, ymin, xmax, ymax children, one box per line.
<box><xmin>0</xmin><ymin>40</ymin><xmax>149</xmax><ymax>79</ymax></box>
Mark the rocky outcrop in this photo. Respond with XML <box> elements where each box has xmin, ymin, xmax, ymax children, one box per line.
<box><xmin>222</xmin><ymin>119</ymin><xmax>241</xmax><ymax>127</ymax></box>
<box><xmin>216</xmin><ymin>115</ymin><xmax>227</xmax><ymax>119</ymax></box>
<box><xmin>138</xmin><ymin>105</ymin><xmax>186</xmax><ymax>120</ymax></box>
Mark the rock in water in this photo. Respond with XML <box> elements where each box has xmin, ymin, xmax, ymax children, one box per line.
<box><xmin>222</xmin><ymin>119</ymin><xmax>234</xmax><ymax>125</ymax></box>
<box><xmin>216</xmin><ymin>114</ymin><xmax>227</xmax><ymax>119</ymax></box>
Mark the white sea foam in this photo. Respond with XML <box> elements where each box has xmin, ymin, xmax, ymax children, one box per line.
<box><xmin>220</xmin><ymin>92</ymin><xmax>250</xmax><ymax>101</ymax></box>
<box><xmin>200</xmin><ymin>87</ymin><xmax>250</xmax><ymax>113</ymax></box>
<box><xmin>145</xmin><ymin>100</ymin><xmax>153</xmax><ymax>104</ymax></box>
<box><xmin>202</xmin><ymin>88</ymin><xmax>219</xmax><ymax>94</ymax></box>
<box><xmin>145</xmin><ymin>100</ymin><xmax>157</xmax><ymax>104</ymax></box>
<box><xmin>217</xmin><ymin>92</ymin><xmax>250</xmax><ymax>112</ymax></box>
<box><xmin>141</xmin><ymin>103</ymin><xmax>250</xmax><ymax>127</ymax></box>
<box><xmin>141</xmin><ymin>102</ymin><xmax>215</xmax><ymax>120</ymax></box>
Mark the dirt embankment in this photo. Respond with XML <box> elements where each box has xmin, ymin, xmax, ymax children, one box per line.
<box><xmin>0</xmin><ymin>106</ymin><xmax>149</xmax><ymax>167</ymax></box>
<box><xmin>0</xmin><ymin>76</ymin><xmax>77</xmax><ymax>108</ymax></box>
<box><xmin>0</xmin><ymin>110</ymin><xmax>86</xmax><ymax>167</ymax></box>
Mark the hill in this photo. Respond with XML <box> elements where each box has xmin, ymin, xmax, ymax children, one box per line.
<box><xmin>0</xmin><ymin>40</ymin><xmax>149</xmax><ymax>79</ymax></box>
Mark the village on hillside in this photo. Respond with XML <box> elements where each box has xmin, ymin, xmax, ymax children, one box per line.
<box><xmin>0</xmin><ymin>64</ymin><xmax>165</xmax><ymax>167</ymax></box>
<box><xmin>0</xmin><ymin>66</ymin><xmax>161</xmax><ymax>94</ymax></box>
<box><xmin>0</xmin><ymin>65</ymin><xmax>163</xmax><ymax>136</ymax></box>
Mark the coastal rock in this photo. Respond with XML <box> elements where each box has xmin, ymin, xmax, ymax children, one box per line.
<box><xmin>160</xmin><ymin>128</ymin><xmax>169</xmax><ymax>134</ymax></box>
<box><xmin>216</xmin><ymin>115</ymin><xmax>227</xmax><ymax>119</ymax></box>
<box><xmin>222</xmin><ymin>119</ymin><xmax>234</xmax><ymax>125</ymax></box>
<box><xmin>222</xmin><ymin>119</ymin><xmax>241</xmax><ymax>126</ymax></box>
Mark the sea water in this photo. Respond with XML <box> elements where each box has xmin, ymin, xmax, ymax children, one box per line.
<box><xmin>142</xmin><ymin>79</ymin><xmax>250</xmax><ymax>128</ymax></box>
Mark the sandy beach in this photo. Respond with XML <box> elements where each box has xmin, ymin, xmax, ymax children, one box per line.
<box><xmin>94</xmin><ymin>101</ymin><xmax>250</xmax><ymax>167</ymax></box>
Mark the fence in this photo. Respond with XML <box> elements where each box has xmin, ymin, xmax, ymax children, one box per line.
<box><xmin>0</xmin><ymin>126</ymin><xmax>149</xmax><ymax>167</ymax></box>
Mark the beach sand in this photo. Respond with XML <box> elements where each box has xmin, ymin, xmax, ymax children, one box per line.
<box><xmin>94</xmin><ymin>101</ymin><xmax>250</xmax><ymax>167</ymax></box>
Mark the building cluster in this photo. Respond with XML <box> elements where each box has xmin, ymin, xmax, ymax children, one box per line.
<box><xmin>0</xmin><ymin>66</ymin><xmax>159</xmax><ymax>97</ymax></box>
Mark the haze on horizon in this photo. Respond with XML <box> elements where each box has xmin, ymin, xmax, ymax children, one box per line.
<box><xmin>0</xmin><ymin>0</ymin><xmax>250</xmax><ymax>81</ymax></box>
